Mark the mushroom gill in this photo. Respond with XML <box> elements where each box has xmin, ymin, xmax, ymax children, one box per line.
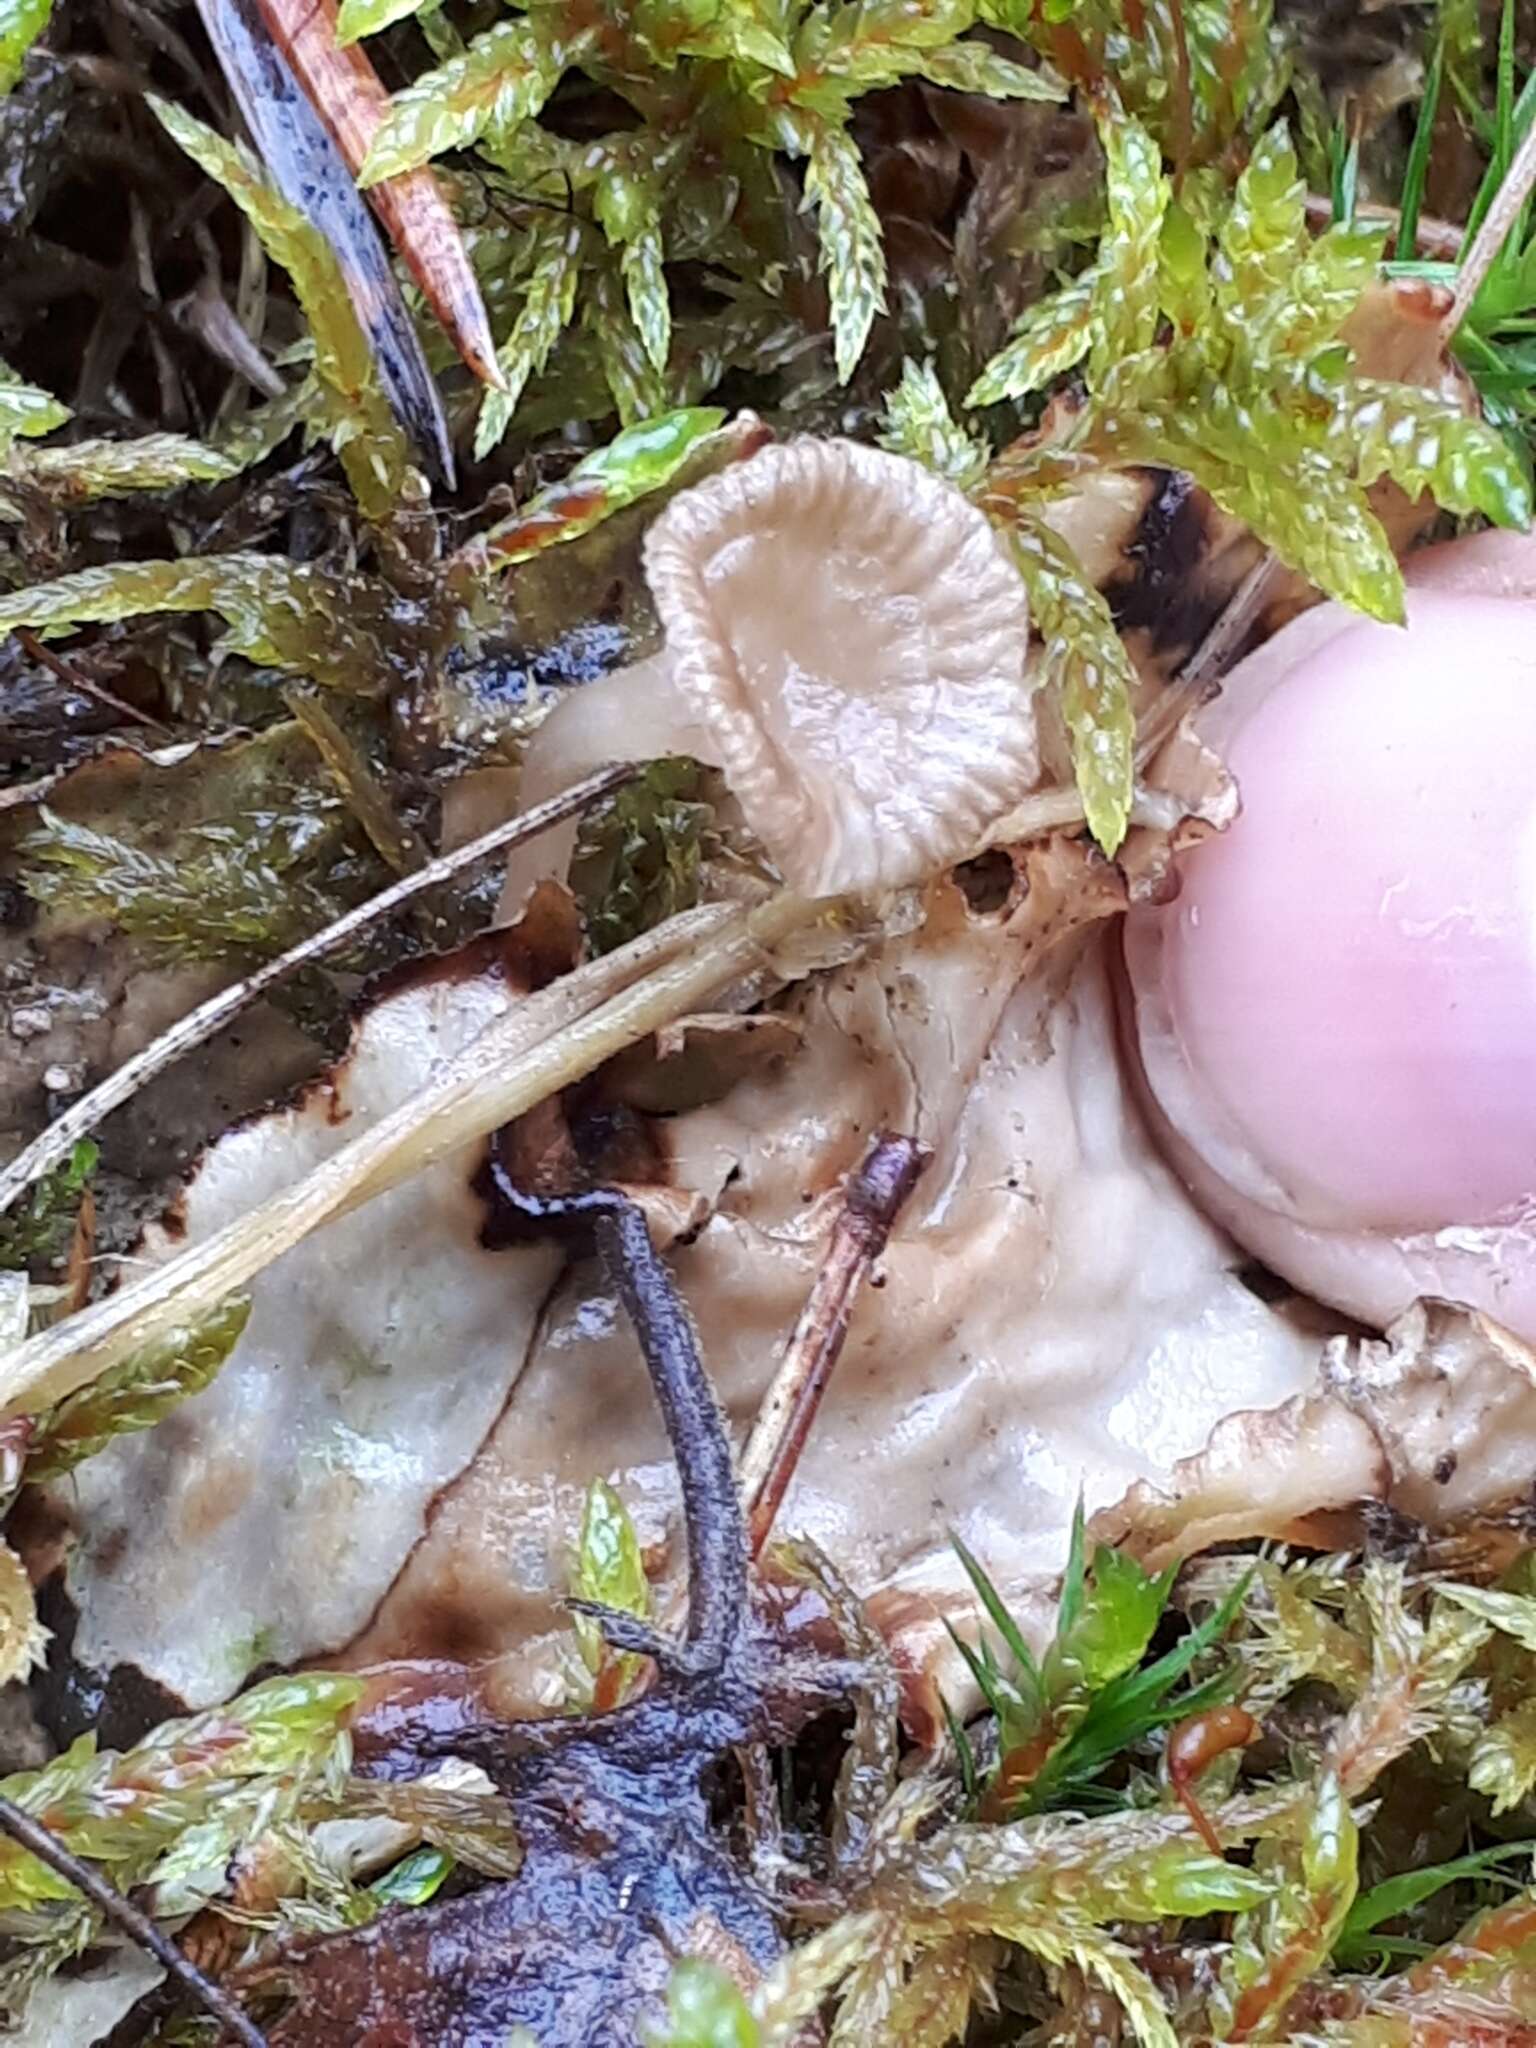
<box><xmin>499</xmin><ymin>437</ymin><xmax>1037</xmax><ymax>914</ymax></box>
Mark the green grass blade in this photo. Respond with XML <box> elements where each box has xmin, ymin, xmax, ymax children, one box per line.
<box><xmin>1333</xmin><ymin>1840</ymin><xmax>1535</xmax><ymax>1965</ymax></box>
<box><xmin>1091</xmin><ymin>1568</ymin><xmax>1252</xmax><ymax>1724</ymax></box>
<box><xmin>944</xmin><ymin>1617</ymin><xmax>1019</xmax><ymax>1730</ymax></box>
<box><xmin>1331</xmin><ymin>121</ymin><xmax>1359</xmax><ymax>227</ymax></box>
<box><xmin>1057</xmin><ymin>1499</ymin><xmax>1089</xmax><ymax>1640</ymax></box>
<box><xmin>939</xmin><ymin>1692</ymin><xmax>979</xmax><ymax>1806</ymax></box>
<box><xmin>1398</xmin><ymin>45</ymin><xmax>1442</xmax><ymax>258</ymax></box>
<box><xmin>950</xmin><ymin>1531</ymin><xmax>1043</xmax><ymax>1699</ymax></box>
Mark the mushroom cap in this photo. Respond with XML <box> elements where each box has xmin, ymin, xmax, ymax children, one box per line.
<box><xmin>642</xmin><ymin>437</ymin><xmax>1036</xmax><ymax>898</ymax></box>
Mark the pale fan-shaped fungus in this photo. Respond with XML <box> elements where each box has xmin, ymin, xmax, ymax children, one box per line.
<box><xmin>1122</xmin><ymin>529</ymin><xmax>1536</xmax><ymax>1340</ymax></box>
<box><xmin>499</xmin><ymin>438</ymin><xmax>1037</xmax><ymax>914</ymax></box>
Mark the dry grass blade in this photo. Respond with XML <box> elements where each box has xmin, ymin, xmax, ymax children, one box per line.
<box><xmin>194</xmin><ymin>0</ymin><xmax>454</xmax><ymax>482</ymax></box>
<box><xmin>1178</xmin><ymin>550</ymin><xmax>1282</xmax><ymax>690</ymax></box>
<box><xmin>0</xmin><ymin>890</ymin><xmax>822</xmax><ymax>1419</ymax></box>
<box><xmin>1444</xmin><ymin>111</ymin><xmax>1536</xmax><ymax>338</ymax></box>
<box><xmin>0</xmin><ymin>771</ymin><xmax>69</xmax><ymax>816</ymax></box>
<box><xmin>252</xmin><ymin>0</ymin><xmax>503</xmax><ymax>389</ymax></box>
<box><xmin>980</xmin><ymin>771</ymin><xmax>1207</xmax><ymax>852</ymax></box>
<box><xmin>743</xmin><ymin>1131</ymin><xmax>928</xmax><ymax>1554</ymax></box>
<box><xmin>0</xmin><ymin>764</ymin><xmax>635</xmax><ymax>1223</ymax></box>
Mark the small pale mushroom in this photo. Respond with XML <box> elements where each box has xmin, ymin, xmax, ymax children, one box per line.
<box><xmin>1121</xmin><ymin>529</ymin><xmax>1536</xmax><ymax>1341</ymax></box>
<box><xmin>499</xmin><ymin>437</ymin><xmax>1037</xmax><ymax>915</ymax></box>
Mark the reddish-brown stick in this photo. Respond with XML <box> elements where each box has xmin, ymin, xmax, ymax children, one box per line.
<box><xmin>16</xmin><ymin>628</ymin><xmax>171</xmax><ymax>735</ymax></box>
<box><xmin>252</xmin><ymin>0</ymin><xmax>504</xmax><ymax>389</ymax></box>
<box><xmin>741</xmin><ymin>1132</ymin><xmax>929</xmax><ymax>1557</ymax></box>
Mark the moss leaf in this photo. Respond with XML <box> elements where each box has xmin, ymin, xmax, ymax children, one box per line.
<box><xmin>1213</xmin><ymin>1769</ymin><xmax>1358</xmax><ymax>2041</ymax></box>
<box><xmin>802</xmin><ymin>114</ymin><xmax>887</xmax><ymax>384</ymax></box>
<box><xmin>18</xmin><ymin>801</ymin><xmax>364</xmax><ymax>967</ymax></box>
<box><xmin>149</xmin><ymin>96</ymin><xmax>410</xmax><ymax>520</ymax></box>
<box><xmin>482</xmin><ymin>406</ymin><xmax>727</xmax><ymax>566</ymax></box>
<box><xmin>26</xmin><ymin>1296</ymin><xmax>252</xmax><ymax>1483</ymax></box>
<box><xmin>1468</xmin><ymin>1698</ymin><xmax>1536</xmax><ymax>1816</ymax></box>
<box><xmin>0</xmin><ymin>357</ymin><xmax>68</xmax><ymax>445</ymax></box>
<box><xmin>1332</xmin><ymin>375</ymin><xmax>1533</xmax><ymax>529</ymax></box>
<box><xmin>0</xmin><ymin>0</ymin><xmax>49</xmax><ymax>93</ymax></box>
<box><xmin>1215</xmin><ymin>118</ymin><xmax>1307</xmax><ymax>318</ymax></box>
<box><xmin>586</xmin><ymin>261</ymin><xmax>670</xmax><ymax>426</ymax></box>
<box><xmin>475</xmin><ymin>215</ymin><xmax>585</xmax><ymax>458</ymax></box>
<box><xmin>996</xmin><ymin>1916</ymin><xmax>1178</xmax><ymax>2048</ymax></box>
<box><xmin>878</xmin><ymin>358</ymin><xmax>989</xmax><ymax>488</ymax></box>
<box><xmin>569</xmin><ymin>1476</ymin><xmax>652</xmax><ymax>1704</ymax></box>
<box><xmin>966</xmin><ymin>277</ymin><xmax>1097</xmax><ymax>406</ymax></box>
<box><xmin>1110</xmin><ymin>406</ymin><xmax>1407</xmax><ymax>623</ymax></box>
<box><xmin>995</xmin><ymin>513</ymin><xmax>1135</xmax><ymax>855</ymax></box>
<box><xmin>0</xmin><ymin>1544</ymin><xmax>47</xmax><ymax>1688</ymax></box>
<box><xmin>1254</xmin><ymin>218</ymin><xmax>1386</xmax><ymax>366</ymax></box>
<box><xmin>19</xmin><ymin>433</ymin><xmax>237</xmax><ymax>503</ymax></box>
<box><xmin>0</xmin><ymin>555</ymin><xmax>400</xmax><ymax>693</ymax></box>
<box><xmin>0</xmin><ymin>1671</ymin><xmax>360</xmax><ymax>1915</ymax></box>
<box><xmin>359</xmin><ymin>17</ymin><xmax>576</xmax><ymax>184</ymax></box>
<box><xmin>905</xmin><ymin>39</ymin><xmax>1065</xmax><ymax>99</ymax></box>
<box><xmin>573</xmin><ymin>758</ymin><xmax>712</xmax><ymax>956</ymax></box>
<box><xmin>1092</xmin><ymin>109</ymin><xmax>1168</xmax><ymax>370</ymax></box>
<box><xmin>622</xmin><ymin>222</ymin><xmax>672</xmax><ymax>375</ymax></box>
<box><xmin>876</xmin><ymin>1933</ymin><xmax>995</xmax><ymax>2047</ymax></box>
<box><xmin>647</xmin><ymin>1960</ymin><xmax>760</xmax><ymax>2048</ymax></box>
<box><xmin>0</xmin><ymin>1140</ymin><xmax>96</xmax><ymax>1277</ymax></box>
<box><xmin>334</xmin><ymin>0</ymin><xmax>434</xmax><ymax>45</ymax></box>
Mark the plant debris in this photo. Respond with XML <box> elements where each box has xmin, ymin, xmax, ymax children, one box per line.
<box><xmin>229</xmin><ymin>1171</ymin><xmax>858</xmax><ymax>2047</ymax></box>
<box><xmin>7</xmin><ymin>5</ymin><xmax>1536</xmax><ymax>2045</ymax></box>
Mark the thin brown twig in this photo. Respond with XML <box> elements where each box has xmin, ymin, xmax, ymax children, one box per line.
<box><xmin>741</xmin><ymin>1133</ymin><xmax>929</xmax><ymax>1556</ymax></box>
<box><xmin>0</xmin><ymin>1793</ymin><xmax>268</xmax><ymax>2046</ymax></box>
<box><xmin>14</xmin><ymin>628</ymin><xmax>172</xmax><ymax>736</ymax></box>
<box><xmin>1178</xmin><ymin>549</ymin><xmax>1282</xmax><ymax>690</ymax></box>
<box><xmin>1443</xmin><ymin>112</ymin><xmax>1536</xmax><ymax>339</ymax></box>
<box><xmin>1089</xmin><ymin>549</ymin><xmax>1284</xmax><ymax>798</ymax></box>
<box><xmin>0</xmin><ymin>762</ymin><xmax>637</xmax><ymax>1219</ymax></box>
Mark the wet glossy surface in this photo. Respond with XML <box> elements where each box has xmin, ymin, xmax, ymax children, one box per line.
<box><xmin>1123</xmin><ymin>531</ymin><xmax>1536</xmax><ymax>1339</ymax></box>
<box><xmin>1151</xmin><ymin>590</ymin><xmax>1536</xmax><ymax>1235</ymax></box>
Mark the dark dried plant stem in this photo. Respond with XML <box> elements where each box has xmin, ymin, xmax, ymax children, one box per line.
<box><xmin>357</xmin><ymin>1164</ymin><xmax>758</xmax><ymax>1778</ymax></box>
<box><xmin>0</xmin><ymin>1794</ymin><xmax>267</xmax><ymax>2047</ymax></box>
<box><xmin>741</xmin><ymin>1133</ymin><xmax>928</xmax><ymax>1557</ymax></box>
<box><xmin>0</xmin><ymin>763</ymin><xmax>636</xmax><ymax>1220</ymax></box>
<box><xmin>249</xmin><ymin>0</ymin><xmax>504</xmax><ymax>390</ymax></box>
<box><xmin>485</xmin><ymin>1167</ymin><xmax>747</xmax><ymax>1671</ymax></box>
<box><xmin>592</xmin><ymin>1198</ymin><xmax>747</xmax><ymax>1668</ymax></box>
